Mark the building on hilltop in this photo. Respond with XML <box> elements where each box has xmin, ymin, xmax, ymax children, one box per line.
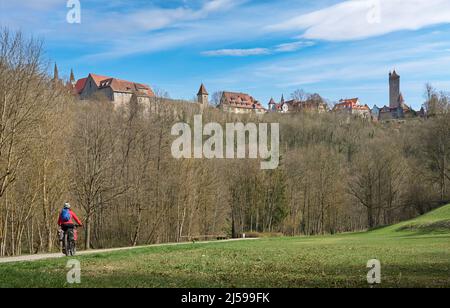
<box><xmin>378</xmin><ymin>71</ymin><xmax>415</xmax><ymax>121</ymax></box>
<box><xmin>333</xmin><ymin>98</ymin><xmax>371</xmax><ymax>119</ymax></box>
<box><xmin>378</xmin><ymin>95</ymin><xmax>414</xmax><ymax>121</ymax></box>
<box><xmin>268</xmin><ymin>95</ymin><xmax>327</xmax><ymax>113</ymax></box>
<box><xmin>371</xmin><ymin>105</ymin><xmax>383</xmax><ymax>122</ymax></box>
<box><xmin>72</xmin><ymin>73</ymin><xmax>155</xmax><ymax>105</ymax></box>
<box><xmin>219</xmin><ymin>91</ymin><xmax>266</xmax><ymax>114</ymax></box>
<box><xmin>197</xmin><ymin>83</ymin><xmax>209</xmax><ymax>108</ymax></box>
<box><xmin>268</xmin><ymin>97</ymin><xmax>278</xmax><ymax>111</ymax></box>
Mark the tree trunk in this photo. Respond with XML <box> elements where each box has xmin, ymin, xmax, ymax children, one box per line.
<box><xmin>132</xmin><ymin>207</ymin><xmax>142</xmax><ymax>246</ymax></box>
<box><xmin>367</xmin><ymin>204</ymin><xmax>374</xmax><ymax>229</ymax></box>
<box><xmin>85</xmin><ymin>216</ymin><xmax>91</xmax><ymax>250</ymax></box>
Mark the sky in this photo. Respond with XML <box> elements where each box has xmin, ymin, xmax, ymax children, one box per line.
<box><xmin>1</xmin><ymin>0</ymin><xmax>450</xmax><ymax>109</ymax></box>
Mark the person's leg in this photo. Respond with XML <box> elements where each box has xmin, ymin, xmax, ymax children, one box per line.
<box><xmin>58</xmin><ymin>228</ymin><xmax>64</xmax><ymax>242</ymax></box>
<box><xmin>67</xmin><ymin>226</ymin><xmax>75</xmax><ymax>241</ymax></box>
<box><xmin>61</xmin><ymin>225</ymin><xmax>68</xmax><ymax>254</ymax></box>
<box><xmin>61</xmin><ymin>224</ymin><xmax>74</xmax><ymax>254</ymax></box>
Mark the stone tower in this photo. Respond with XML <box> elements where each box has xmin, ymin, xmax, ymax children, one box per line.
<box><xmin>389</xmin><ymin>70</ymin><xmax>400</xmax><ymax>108</ymax></box>
<box><xmin>197</xmin><ymin>83</ymin><xmax>209</xmax><ymax>107</ymax></box>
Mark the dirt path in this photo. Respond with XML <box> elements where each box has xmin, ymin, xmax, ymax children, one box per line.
<box><xmin>0</xmin><ymin>238</ymin><xmax>257</xmax><ymax>264</ymax></box>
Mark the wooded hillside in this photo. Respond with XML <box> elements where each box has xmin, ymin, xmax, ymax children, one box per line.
<box><xmin>1</xmin><ymin>29</ymin><xmax>449</xmax><ymax>256</ymax></box>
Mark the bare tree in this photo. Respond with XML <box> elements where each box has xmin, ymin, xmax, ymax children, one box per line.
<box><xmin>0</xmin><ymin>29</ymin><xmax>64</xmax><ymax>256</ymax></box>
<box><xmin>290</xmin><ymin>89</ymin><xmax>307</xmax><ymax>101</ymax></box>
<box><xmin>423</xmin><ymin>84</ymin><xmax>449</xmax><ymax>117</ymax></box>
<box><xmin>211</xmin><ymin>91</ymin><xmax>223</xmax><ymax>107</ymax></box>
<box><xmin>70</xmin><ymin>101</ymin><xmax>127</xmax><ymax>249</ymax></box>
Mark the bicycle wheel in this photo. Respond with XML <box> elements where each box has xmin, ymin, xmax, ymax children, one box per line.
<box><xmin>64</xmin><ymin>234</ymin><xmax>70</xmax><ymax>256</ymax></box>
<box><xmin>69</xmin><ymin>241</ymin><xmax>75</xmax><ymax>257</ymax></box>
<box><xmin>70</xmin><ymin>240</ymin><xmax>76</xmax><ymax>256</ymax></box>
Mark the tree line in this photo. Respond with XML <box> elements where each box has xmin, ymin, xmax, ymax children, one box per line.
<box><xmin>0</xmin><ymin>29</ymin><xmax>449</xmax><ymax>256</ymax></box>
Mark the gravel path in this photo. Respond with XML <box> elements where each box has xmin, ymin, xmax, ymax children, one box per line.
<box><xmin>0</xmin><ymin>238</ymin><xmax>258</xmax><ymax>264</ymax></box>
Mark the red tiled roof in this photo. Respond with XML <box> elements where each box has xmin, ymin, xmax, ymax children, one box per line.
<box><xmin>99</xmin><ymin>78</ymin><xmax>154</xmax><ymax>97</ymax></box>
<box><xmin>84</xmin><ymin>73</ymin><xmax>155</xmax><ymax>97</ymax></box>
<box><xmin>74</xmin><ymin>78</ymin><xmax>87</xmax><ymax>94</ymax></box>
<box><xmin>90</xmin><ymin>73</ymin><xmax>112</xmax><ymax>87</ymax></box>
<box><xmin>334</xmin><ymin>98</ymin><xmax>370</xmax><ymax>111</ymax></box>
<box><xmin>222</xmin><ymin>92</ymin><xmax>265</xmax><ymax>110</ymax></box>
<box><xmin>339</xmin><ymin>98</ymin><xmax>359</xmax><ymax>105</ymax></box>
<box><xmin>334</xmin><ymin>98</ymin><xmax>359</xmax><ymax>110</ymax></box>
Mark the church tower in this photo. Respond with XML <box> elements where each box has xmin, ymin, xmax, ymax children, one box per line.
<box><xmin>197</xmin><ymin>83</ymin><xmax>209</xmax><ymax>108</ymax></box>
<box><xmin>53</xmin><ymin>63</ymin><xmax>59</xmax><ymax>81</ymax></box>
<box><xmin>70</xmin><ymin>68</ymin><xmax>76</xmax><ymax>86</ymax></box>
<box><xmin>389</xmin><ymin>70</ymin><xmax>400</xmax><ymax>108</ymax></box>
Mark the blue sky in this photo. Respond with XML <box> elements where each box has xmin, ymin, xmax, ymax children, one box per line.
<box><xmin>2</xmin><ymin>0</ymin><xmax>450</xmax><ymax>109</ymax></box>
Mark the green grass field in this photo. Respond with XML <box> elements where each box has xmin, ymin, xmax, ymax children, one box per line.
<box><xmin>1</xmin><ymin>205</ymin><xmax>449</xmax><ymax>288</ymax></box>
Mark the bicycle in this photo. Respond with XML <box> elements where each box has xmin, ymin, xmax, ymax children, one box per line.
<box><xmin>60</xmin><ymin>225</ymin><xmax>81</xmax><ymax>256</ymax></box>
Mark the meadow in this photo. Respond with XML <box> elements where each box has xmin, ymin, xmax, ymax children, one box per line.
<box><xmin>0</xmin><ymin>205</ymin><xmax>449</xmax><ymax>288</ymax></box>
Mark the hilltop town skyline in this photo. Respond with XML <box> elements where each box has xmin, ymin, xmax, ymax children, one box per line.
<box><xmin>3</xmin><ymin>0</ymin><xmax>450</xmax><ymax>109</ymax></box>
<box><xmin>57</xmin><ymin>64</ymin><xmax>422</xmax><ymax>122</ymax></box>
<box><xmin>58</xmin><ymin>63</ymin><xmax>424</xmax><ymax>113</ymax></box>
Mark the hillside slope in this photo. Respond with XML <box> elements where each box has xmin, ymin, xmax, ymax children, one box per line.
<box><xmin>372</xmin><ymin>204</ymin><xmax>450</xmax><ymax>235</ymax></box>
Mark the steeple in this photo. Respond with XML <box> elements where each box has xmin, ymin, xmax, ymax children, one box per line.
<box><xmin>70</xmin><ymin>68</ymin><xmax>75</xmax><ymax>85</ymax></box>
<box><xmin>53</xmin><ymin>63</ymin><xmax>59</xmax><ymax>81</ymax></box>
<box><xmin>281</xmin><ymin>94</ymin><xmax>285</xmax><ymax>104</ymax></box>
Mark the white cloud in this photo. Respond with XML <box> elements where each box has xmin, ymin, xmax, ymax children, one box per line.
<box><xmin>202</xmin><ymin>48</ymin><xmax>270</xmax><ymax>56</ymax></box>
<box><xmin>203</xmin><ymin>40</ymin><xmax>314</xmax><ymax>57</ymax></box>
<box><xmin>94</xmin><ymin>0</ymin><xmax>244</xmax><ymax>33</ymax></box>
<box><xmin>5</xmin><ymin>0</ymin><xmax>450</xmax><ymax>63</ymax></box>
<box><xmin>267</xmin><ymin>0</ymin><xmax>450</xmax><ymax>41</ymax></box>
<box><xmin>1</xmin><ymin>0</ymin><xmax>62</xmax><ymax>11</ymax></box>
<box><xmin>275</xmin><ymin>41</ymin><xmax>315</xmax><ymax>52</ymax></box>
<box><xmin>202</xmin><ymin>0</ymin><xmax>246</xmax><ymax>14</ymax></box>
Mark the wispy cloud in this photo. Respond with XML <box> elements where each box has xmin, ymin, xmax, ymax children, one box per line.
<box><xmin>203</xmin><ymin>40</ymin><xmax>315</xmax><ymax>57</ymax></box>
<box><xmin>267</xmin><ymin>0</ymin><xmax>450</xmax><ymax>41</ymax></box>
<box><xmin>202</xmin><ymin>48</ymin><xmax>270</xmax><ymax>57</ymax></box>
<box><xmin>274</xmin><ymin>41</ymin><xmax>315</xmax><ymax>52</ymax></box>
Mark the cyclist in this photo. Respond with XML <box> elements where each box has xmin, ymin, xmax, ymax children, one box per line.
<box><xmin>58</xmin><ymin>202</ymin><xmax>82</xmax><ymax>253</ymax></box>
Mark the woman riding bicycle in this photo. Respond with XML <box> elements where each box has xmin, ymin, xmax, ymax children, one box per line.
<box><xmin>58</xmin><ymin>203</ymin><xmax>83</xmax><ymax>253</ymax></box>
